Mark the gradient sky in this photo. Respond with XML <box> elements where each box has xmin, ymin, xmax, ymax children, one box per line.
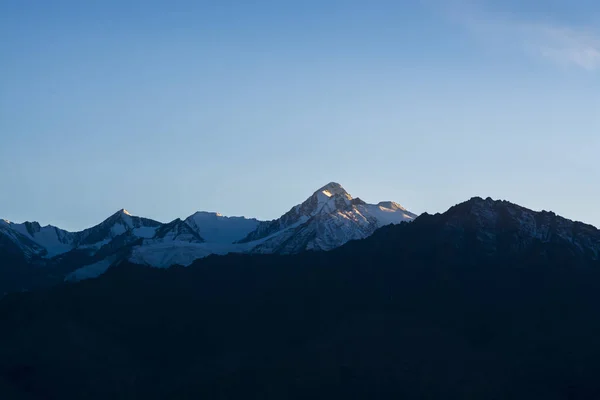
<box><xmin>1</xmin><ymin>0</ymin><xmax>599</xmax><ymax>231</ymax></box>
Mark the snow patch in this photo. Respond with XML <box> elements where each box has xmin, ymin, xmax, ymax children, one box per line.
<box><xmin>360</xmin><ymin>204</ymin><xmax>415</xmax><ymax>226</ymax></box>
<box><xmin>78</xmin><ymin>238</ymin><xmax>111</xmax><ymax>250</ymax></box>
<box><xmin>110</xmin><ymin>223</ymin><xmax>127</xmax><ymax>237</ymax></box>
<box><xmin>66</xmin><ymin>259</ymin><xmax>113</xmax><ymax>281</ymax></box>
<box><xmin>132</xmin><ymin>226</ymin><xmax>158</xmax><ymax>239</ymax></box>
<box><xmin>130</xmin><ymin>241</ymin><xmax>256</xmax><ymax>268</ymax></box>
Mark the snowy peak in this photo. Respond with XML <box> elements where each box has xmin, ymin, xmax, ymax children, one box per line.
<box><xmin>236</xmin><ymin>183</ymin><xmax>356</xmax><ymax>244</ymax></box>
<box><xmin>240</xmin><ymin>182</ymin><xmax>417</xmax><ymax>253</ymax></box>
<box><xmin>152</xmin><ymin>219</ymin><xmax>204</xmax><ymax>243</ymax></box>
<box><xmin>104</xmin><ymin>209</ymin><xmax>160</xmax><ymax>227</ymax></box>
<box><xmin>75</xmin><ymin>210</ymin><xmax>162</xmax><ymax>248</ymax></box>
<box><xmin>0</xmin><ymin>219</ymin><xmax>75</xmax><ymax>258</ymax></box>
<box><xmin>106</xmin><ymin>209</ymin><xmax>134</xmax><ymax>226</ymax></box>
<box><xmin>188</xmin><ymin>211</ymin><xmax>226</xmax><ymax>218</ymax></box>
<box><xmin>22</xmin><ymin>221</ymin><xmax>42</xmax><ymax>235</ymax></box>
<box><xmin>305</xmin><ymin>183</ymin><xmax>415</xmax><ymax>221</ymax></box>
<box><xmin>106</xmin><ymin>208</ymin><xmax>137</xmax><ymax>222</ymax></box>
<box><xmin>315</xmin><ymin>182</ymin><xmax>352</xmax><ymax>200</ymax></box>
<box><xmin>0</xmin><ymin>221</ymin><xmax>48</xmax><ymax>259</ymax></box>
<box><xmin>187</xmin><ymin>211</ymin><xmax>224</xmax><ymax>219</ymax></box>
<box><xmin>301</xmin><ymin>182</ymin><xmax>356</xmax><ymax>218</ymax></box>
<box><xmin>377</xmin><ymin>201</ymin><xmax>407</xmax><ymax>211</ymax></box>
<box><xmin>314</xmin><ymin>182</ymin><xmax>353</xmax><ymax>211</ymax></box>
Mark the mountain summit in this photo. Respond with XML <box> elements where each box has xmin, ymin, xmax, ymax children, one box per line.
<box><xmin>238</xmin><ymin>182</ymin><xmax>417</xmax><ymax>254</ymax></box>
<box><xmin>316</xmin><ymin>181</ymin><xmax>352</xmax><ymax>199</ymax></box>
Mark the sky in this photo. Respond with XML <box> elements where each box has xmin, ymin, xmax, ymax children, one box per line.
<box><xmin>1</xmin><ymin>0</ymin><xmax>599</xmax><ymax>231</ymax></box>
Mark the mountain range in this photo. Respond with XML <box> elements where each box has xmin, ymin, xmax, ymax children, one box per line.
<box><xmin>2</xmin><ymin>194</ymin><xmax>600</xmax><ymax>399</ymax></box>
<box><xmin>0</xmin><ymin>182</ymin><xmax>416</xmax><ymax>291</ymax></box>
<box><xmin>2</xmin><ymin>179</ymin><xmax>599</xmax><ymax>297</ymax></box>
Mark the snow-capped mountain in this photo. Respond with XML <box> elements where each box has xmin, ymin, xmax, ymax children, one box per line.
<box><xmin>128</xmin><ymin>213</ymin><xmax>261</xmax><ymax>268</ymax></box>
<box><xmin>75</xmin><ymin>209</ymin><xmax>162</xmax><ymax>249</ymax></box>
<box><xmin>67</xmin><ymin>182</ymin><xmax>416</xmax><ymax>269</ymax></box>
<box><xmin>1</xmin><ymin>219</ymin><xmax>74</xmax><ymax>258</ymax></box>
<box><xmin>149</xmin><ymin>218</ymin><xmax>205</xmax><ymax>244</ymax></box>
<box><xmin>239</xmin><ymin>182</ymin><xmax>417</xmax><ymax>254</ymax></box>
<box><xmin>0</xmin><ymin>182</ymin><xmax>417</xmax><ymax>282</ymax></box>
<box><xmin>0</xmin><ymin>219</ymin><xmax>48</xmax><ymax>260</ymax></box>
<box><xmin>65</xmin><ymin>213</ymin><xmax>211</xmax><ymax>277</ymax></box>
<box><xmin>0</xmin><ymin>209</ymin><xmax>162</xmax><ymax>259</ymax></box>
<box><xmin>185</xmin><ymin>212</ymin><xmax>260</xmax><ymax>244</ymax></box>
<box><xmin>5</xmin><ymin>188</ymin><xmax>600</xmax><ymax>297</ymax></box>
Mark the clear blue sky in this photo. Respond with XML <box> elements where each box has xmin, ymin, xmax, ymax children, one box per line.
<box><xmin>1</xmin><ymin>0</ymin><xmax>599</xmax><ymax>231</ymax></box>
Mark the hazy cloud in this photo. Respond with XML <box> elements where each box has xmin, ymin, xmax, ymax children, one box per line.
<box><xmin>529</xmin><ymin>25</ymin><xmax>600</xmax><ymax>70</ymax></box>
<box><xmin>435</xmin><ymin>0</ymin><xmax>600</xmax><ymax>71</ymax></box>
